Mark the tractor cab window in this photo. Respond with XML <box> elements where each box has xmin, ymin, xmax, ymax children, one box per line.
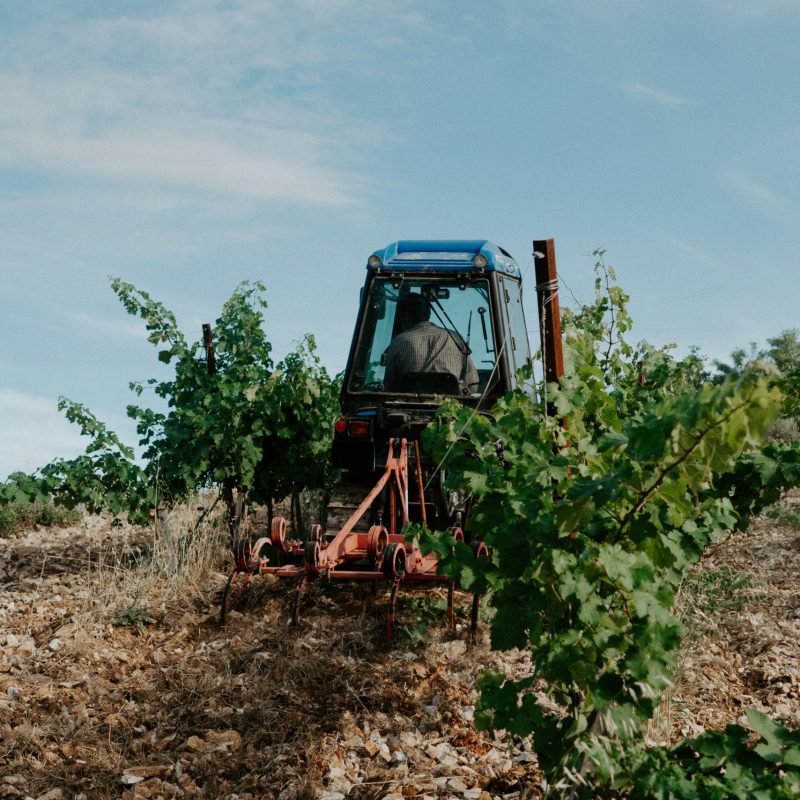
<box><xmin>502</xmin><ymin>277</ymin><xmax>532</xmax><ymax>375</ymax></box>
<box><xmin>348</xmin><ymin>277</ymin><xmax>497</xmax><ymax>397</ymax></box>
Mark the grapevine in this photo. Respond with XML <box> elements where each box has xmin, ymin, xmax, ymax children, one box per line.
<box><xmin>418</xmin><ymin>256</ymin><xmax>800</xmax><ymax>797</ymax></box>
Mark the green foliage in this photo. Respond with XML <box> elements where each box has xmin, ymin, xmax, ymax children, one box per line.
<box><xmin>394</xmin><ymin>595</ymin><xmax>456</xmax><ymax>646</ymax></box>
<box><xmin>764</xmin><ymin>502</ymin><xmax>800</xmax><ymax>529</ymax></box>
<box><xmin>1</xmin><ymin>279</ymin><xmax>340</xmax><ymax>529</ymax></box>
<box><xmin>715</xmin><ymin>438</ymin><xmax>800</xmax><ymax>527</ymax></box>
<box><xmin>0</xmin><ymin>500</ymin><xmax>81</xmax><ymax>537</ymax></box>
<box><xmin>117</xmin><ymin>278</ymin><xmax>340</xmax><ymax>518</ymax></box>
<box><xmin>766</xmin><ymin>329</ymin><xmax>800</xmax><ymax>375</ymax></box>
<box><xmin>112</xmin><ymin>589</ymin><xmax>155</xmax><ymax>633</ymax></box>
<box><xmin>0</xmin><ymin>398</ymin><xmax>153</xmax><ymax>522</ymax></box>
<box><xmin>714</xmin><ymin>328</ymin><xmax>800</xmax><ymax>425</ymax></box>
<box><xmin>418</xmin><ymin>253</ymin><xmax>797</xmax><ymax>797</ymax></box>
<box><xmin>625</xmin><ymin>710</ymin><xmax>800</xmax><ymax>799</ymax></box>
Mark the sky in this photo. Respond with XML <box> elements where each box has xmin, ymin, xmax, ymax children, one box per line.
<box><xmin>1</xmin><ymin>0</ymin><xmax>799</xmax><ymax>479</ymax></box>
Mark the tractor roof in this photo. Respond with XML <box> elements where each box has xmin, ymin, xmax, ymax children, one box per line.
<box><xmin>367</xmin><ymin>240</ymin><xmax>520</xmax><ymax>277</ymax></box>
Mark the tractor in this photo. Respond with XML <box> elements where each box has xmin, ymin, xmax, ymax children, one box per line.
<box><xmin>221</xmin><ymin>239</ymin><xmax>564</xmax><ymax>635</ymax></box>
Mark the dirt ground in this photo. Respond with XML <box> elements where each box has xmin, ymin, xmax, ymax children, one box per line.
<box><xmin>1</xmin><ymin>495</ymin><xmax>798</xmax><ymax>800</ymax></box>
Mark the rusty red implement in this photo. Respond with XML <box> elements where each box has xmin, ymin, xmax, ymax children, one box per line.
<box><xmin>220</xmin><ymin>437</ymin><xmax>478</xmax><ymax>637</ymax></box>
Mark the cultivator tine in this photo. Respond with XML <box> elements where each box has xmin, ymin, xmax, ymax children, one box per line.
<box><xmin>387</xmin><ymin>576</ymin><xmax>402</xmax><ymax>641</ymax></box>
<box><xmin>447</xmin><ymin>580</ymin><xmax>456</xmax><ymax>629</ymax></box>
<box><xmin>221</xmin><ymin>569</ymin><xmax>248</xmax><ymax>624</ymax></box>
<box><xmin>382</xmin><ymin>542</ymin><xmax>407</xmax><ymax>641</ymax></box>
<box><xmin>290</xmin><ymin>575</ymin><xmax>308</xmax><ymax>631</ymax></box>
<box><xmin>220</xmin><ymin>539</ymin><xmax>255</xmax><ymax>624</ymax></box>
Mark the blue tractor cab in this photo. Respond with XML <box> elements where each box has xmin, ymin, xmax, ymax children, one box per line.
<box><xmin>333</xmin><ymin>240</ymin><xmax>532</xmax><ymax>491</ymax></box>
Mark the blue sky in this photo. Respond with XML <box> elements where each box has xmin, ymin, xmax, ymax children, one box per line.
<box><xmin>1</xmin><ymin>1</ymin><xmax>799</xmax><ymax>479</ymax></box>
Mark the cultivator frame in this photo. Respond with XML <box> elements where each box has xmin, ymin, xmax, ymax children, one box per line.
<box><xmin>221</xmin><ymin>438</ymin><xmax>486</xmax><ymax>638</ymax></box>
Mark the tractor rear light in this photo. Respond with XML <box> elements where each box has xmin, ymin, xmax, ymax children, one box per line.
<box><xmin>473</xmin><ymin>253</ymin><xmax>488</xmax><ymax>269</ymax></box>
<box><xmin>368</xmin><ymin>255</ymin><xmax>383</xmax><ymax>269</ymax></box>
<box><xmin>349</xmin><ymin>420</ymin><xmax>370</xmax><ymax>437</ymax></box>
<box><xmin>334</xmin><ymin>419</ymin><xmax>348</xmax><ymax>434</ymax></box>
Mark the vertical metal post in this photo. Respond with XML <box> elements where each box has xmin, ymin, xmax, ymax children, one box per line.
<box><xmin>202</xmin><ymin>323</ymin><xmax>217</xmax><ymax>376</ymax></box>
<box><xmin>533</xmin><ymin>239</ymin><xmax>565</xmax><ymax>399</ymax></box>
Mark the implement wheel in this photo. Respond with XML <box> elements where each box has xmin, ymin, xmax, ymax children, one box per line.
<box><xmin>304</xmin><ymin>540</ymin><xmax>320</xmax><ymax>578</ymax></box>
<box><xmin>270</xmin><ymin>516</ymin><xmax>289</xmax><ymax>552</ymax></box>
<box><xmin>381</xmin><ymin>543</ymin><xmax>407</xmax><ymax>580</ymax></box>
<box><xmin>307</xmin><ymin>523</ymin><xmax>324</xmax><ymax>544</ymax></box>
<box><xmin>366</xmin><ymin>525</ymin><xmax>389</xmax><ymax>565</ymax></box>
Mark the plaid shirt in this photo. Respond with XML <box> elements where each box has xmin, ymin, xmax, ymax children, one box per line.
<box><xmin>384</xmin><ymin>321</ymin><xmax>479</xmax><ymax>392</ymax></box>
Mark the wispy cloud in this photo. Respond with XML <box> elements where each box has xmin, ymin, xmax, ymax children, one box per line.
<box><xmin>0</xmin><ymin>68</ymin><xmax>365</xmax><ymax>206</ymax></box>
<box><xmin>69</xmin><ymin>312</ymin><xmax>147</xmax><ymax>340</ymax></box>
<box><xmin>0</xmin><ymin>389</ymin><xmax>84</xmax><ymax>479</ymax></box>
<box><xmin>0</xmin><ymin>388</ymin><xmax>138</xmax><ymax>480</ymax></box>
<box><xmin>664</xmin><ymin>236</ymin><xmax>724</xmax><ymax>271</ymax></box>
<box><xmin>0</xmin><ymin>2</ymin><xmax>425</xmax><ymax>208</ymax></box>
<box><xmin>624</xmin><ymin>82</ymin><xmax>690</xmax><ymax>107</ymax></box>
<box><xmin>720</xmin><ymin>169</ymin><xmax>781</xmax><ymax>210</ymax></box>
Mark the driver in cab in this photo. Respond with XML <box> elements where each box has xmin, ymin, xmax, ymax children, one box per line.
<box><xmin>383</xmin><ymin>293</ymin><xmax>478</xmax><ymax>395</ymax></box>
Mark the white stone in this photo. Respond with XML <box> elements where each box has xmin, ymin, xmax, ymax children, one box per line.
<box><xmin>343</xmin><ymin>735</ymin><xmax>364</xmax><ymax>749</ymax></box>
<box><xmin>440</xmin><ymin>640</ymin><xmax>467</xmax><ymax>660</ymax></box>
<box><xmin>326</xmin><ymin>775</ymin><xmax>352</xmax><ymax>795</ymax></box>
<box><xmin>326</xmin><ymin>768</ymin><xmax>346</xmax><ymax>779</ymax></box>
<box><xmin>48</xmin><ymin>638</ymin><xmax>62</xmax><ymax>652</ymax></box>
<box><xmin>447</xmin><ymin>777</ymin><xmax>468</xmax><ymax>792</ymax></box>
<box><xmin>378</xmin><ymin>744</ymin><xmax>392</xmax><ymax>763</ymax></box>
<box><xmin>399</xmin><ymin>731</ymin><xmax>421</xmax><ymax>748</ymax></box>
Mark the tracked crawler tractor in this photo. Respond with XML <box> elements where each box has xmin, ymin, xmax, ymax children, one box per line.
<box><xmin>221</xmin><ymin>239</ymin><xmax>564</xmax><ymax>636</ymax></box>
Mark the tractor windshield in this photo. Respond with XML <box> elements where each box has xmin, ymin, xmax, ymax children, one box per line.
<box><xmin>348</xmin><ymin>277</ymin><xmax>497</xmax><ymax>397</ymax></box>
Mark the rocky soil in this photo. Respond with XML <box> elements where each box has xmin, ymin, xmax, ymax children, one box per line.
<box><xmin>1</xmin><ymin>495</ymin><xmax>798</xmax><ymax>799</ymax></box>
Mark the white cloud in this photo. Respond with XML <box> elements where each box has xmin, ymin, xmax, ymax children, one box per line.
<box><xmin>624</xmin><ymin>82</ymin><xmax>690</xmax><ymax>107</ymax></box>
<box><xmin>0</xmin><ymin>73</ymin><xmax>365</xmax><ymax>206</ymax></box>
<box><xmin>664</xmin><ymin>236</ymin><xmax>723</xmax><ymax>271</ymax></box>
<box><xmin>0</xmin><ymin>389</ymin><xmax>86</xmax><ymax>479</ymax></box>
<box><xmin>0</xmin><ymin>2</ymin><xmax>426</xmax><ymax>208</ymax></box>
<box><xmin>0</xmin><ymin>389</ymin><xmax>140</xmax><ymax>481</ymax></box>
<box><xmin>69</xmin><ymin>312</ymin><xmax>147</xmax><ymax>340</ymax></box>
<box><xmin>720</xmin><ymin>170</ymin><xmax>781</xmax><ymax>210</ymax></box>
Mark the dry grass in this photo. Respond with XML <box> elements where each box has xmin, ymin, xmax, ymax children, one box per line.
<box><xmin>1</xmin><ymin>495</ymin><xmax>456</xmax><ymax>797</ymax></box>
<box><xmin>769</xmin><ymin>416</ymin><xmax>800</xmax><ymax>442</ymax></box>
<box><xmin>4</xmin><ymin>488</ymin><xmax>797</xmax><ymax>797</ymax></box>
<box><xmin>60</xmin><ymin>498</ymin><xmax>231</xmax><ymax>639</ymax></box>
